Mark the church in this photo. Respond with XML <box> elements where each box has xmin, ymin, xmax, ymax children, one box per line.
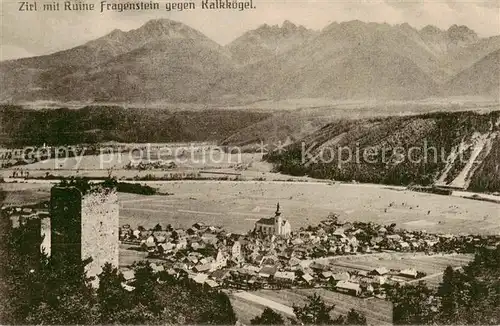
<box><xmin>254</xmin><ymin>203</ymin><xmax>291</xmax><ymax>237</ymax></box>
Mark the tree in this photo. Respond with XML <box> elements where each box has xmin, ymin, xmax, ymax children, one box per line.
<box><xmin>1</xmin><ymin>212</ymin><xmax>97</xmax><ymax>324</ymax></box>
<box><xmin>24</xmin><ymin>257</ymin><xmax>99</xmax><ymax>324</ymax></box>
<box><xmin>200</xmin><ymin>290</ymin><xmax>237</xmax><ymax>325</ymax></box>
<box><xmin>293</xmin><ymin>293</ymin><xmax>335</xmax><ymax>325</ymax></box>
<box><xmin>251</xmin><ymin>307</ymin><xmax>285</xmax><ymax>325</ymax></box>
<box><xmin>386</xmin><ymin>281</ymin><xmax>437</xmax><ymax>325</ymax></box>
<box><xmin>153</xmin><ymin>223</ymin><xmax>162</xmax><ymax>232</ymax></box>
<box><xmin>327</xmin><ymin>212</ymin><xmax>339</xmax><ymax>224</ymax></box>
<box><xmin>97</xmin><ymin>263</ymin><xmax>130</xmax><ymax>324</ymax></box>
<box><xmin>387</xmin><ymin>223</ymin><xmax>397</xmax><ymax>233</ymax></box>
<box><xmin>132</xmin><ymin>261</ymin><xmax>161</xmax><ymax>314</ymax></box>
<box><xmin>437</xmin><ymin>266</ymin><xmax>461</xmax><ymax>323</ymax></box>
<box><xmin>345</xmin><ymin>309</ymin><xmax>367</xmax><ymax>325</ymax></box>
<box><xmin>385</xmin><ymin>245</ymin><xmax>500</xmax><ymax>325</ymax></box>
<box><xmin>435</xmin><ymin>246</ymin><xmax>500</xmax><ymax>325</ymax></box>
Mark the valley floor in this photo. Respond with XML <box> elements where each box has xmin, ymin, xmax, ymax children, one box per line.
<box><xmin>2</xmin><ymin>179</ymin><xmax>499</xmax><ymax>235</ymax></box>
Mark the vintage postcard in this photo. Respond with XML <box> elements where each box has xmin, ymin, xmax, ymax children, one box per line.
<box><xmin>0</xmin><ymin>0</ymin><xmax>499</xmax><ymax>324</ymax></box>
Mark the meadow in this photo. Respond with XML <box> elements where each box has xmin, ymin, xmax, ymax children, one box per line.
<box><xmin>3</xmin><ymin>179</ymin><xmax>498</xmax><ymax>235</ymax></box>
<box><xmin>326</xmin><ymin>253</ymin><xmax>473</xmax><ymax>276</ymax></box>
<box><xmin>116</xmin><ymin>181</ymin><xmax>500</xmax><ymax>235</ymax></box>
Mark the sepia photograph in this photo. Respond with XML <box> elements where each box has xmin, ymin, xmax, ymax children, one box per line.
<box><xmin>0</xmin><ymin>0</ymin><xmax>499</xmax><ymax>324</ymax></box>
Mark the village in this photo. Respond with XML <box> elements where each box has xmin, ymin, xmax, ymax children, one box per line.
<box><xmin>2</xmin><ymin>180</ymin><xmax>499</xmax><ymax>324</ymax></box>
<box><xmin>115</xmin><ymin>203</ymin><xmax>500</xmax><ymax>298</ymax></box>
<box><xmin>4</xmin><ymin>196</ymin><xmax>498</xmax><ymax>299</ymax></box>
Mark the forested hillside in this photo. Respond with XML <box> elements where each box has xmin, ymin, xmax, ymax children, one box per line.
<box><xmin>265</xmin><ymin>111</ymin><xmax>500</xmax><ymax>192</ymax></box>
<box><xmin>0</xmin><ymin>105</ymin><xmax>270</xmax><ymax>146</ymax></box>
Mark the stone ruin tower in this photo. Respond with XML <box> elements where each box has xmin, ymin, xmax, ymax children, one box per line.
<box><xmin>50</xmin><ymin>183</ymin><xmax>119</xmax><ymax>286</ymax></box>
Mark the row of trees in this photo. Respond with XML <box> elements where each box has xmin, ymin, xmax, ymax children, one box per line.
<box><xmin>266</xmin><ymin>144</ymin><xmax>441</xmax><ymax>187</ymax></box>
<box><xmin>57</xmin><ymin>177</ymin><xmax>159</xmax><ymax>195</ymax></box>
<box><xmin>251</xmin><ymin>295</ymin><xmax>367</xmax><ymax>325</ymax></box>
<box><xmin>0</xmin><ymin>216</ymin><xmax>236</xmax><ymax>325</ymax></box>
<box><xmin>386</xmin><ymin>245</ymin><xmax>500</xmax><ymax>324</ymax></box>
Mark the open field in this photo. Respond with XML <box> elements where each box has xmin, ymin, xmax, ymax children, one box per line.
<box><xmin>0</xmin><ymin>183</ymin><xmax>52</xmax><ymax>206</ymax></box>
<box><xmin>2</xmin><ymin>151</ymin><xmax>268</xmax><ymax>172</ymax></box>
<box><xmin>118</xmin><ymin>244</ymin><xmax>166</xmax><ymax>268</ymax></box>
<box><xmin>326</xmin><ymin>253</ymin><xmax>473</xmax><ymax>276</ymax></box>
<box><xmin>116</xmin><ymin>182</ymin><xmax>500</xmax><ymax>235</ymax></box>
<box><xmin>228</xmin><ymin>97</ymin><xmax>500</xmax><ymax>113</ymax></box>
<box><xmin>2</xmin><ymin>180</ymin><xmax>499</xmax><ymax>235</ymax></box>
<box><xmin>229</xmin><ymin>288</ymin><xmax>392</xmax><ymax>325</ymax></box>
<box><xmin>320</xmin><ymin>253</ymin><xmax>474</xmax><ymax>288</ymax></box>
<box><xmin>1</xmin><ymin>151</ymin><xmax>293</xmax><ymax>182</ymax></box>
<box><xmin>14</xmin><ymin>96</ymin><xmax>499</xmax><ymax>113</ymax></box>
<box><xmin>228</xmin><ymin>292</ymin><xmax>270</xmax><ymax>324</ymax></box>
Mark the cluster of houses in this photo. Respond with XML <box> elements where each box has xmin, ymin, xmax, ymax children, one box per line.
<box><xmin>119</xmin><ymin>218</ymin><xmax>426</xmax><ymax>297</ymax></box>
<box><xmin>125</xmin><ymin>160</ymin><xmax>177</xmax><ymax>170</ymax></box>
<box><xmin>1</xmin><ymin>144</ymin><xmax>95</xmax><ymax>168</ymax></box>
<box><xmin>4</xmin><ymin>199</ymin><xmax>499</xmax><ymax>297</ymax></box>
<box><xmin>118</xmin><ymin>206</ymin><xmax>500</xmax><ymax>296</ymax></box>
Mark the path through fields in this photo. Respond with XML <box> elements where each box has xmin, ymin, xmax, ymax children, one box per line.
<box><xmin>232</xmin><ymin>291</ymin><xmax>295</xmax><ymax>316</ymax></box>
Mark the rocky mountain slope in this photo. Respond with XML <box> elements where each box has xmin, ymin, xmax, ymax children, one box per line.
<box><xmin>1</xmin><ymin>19</ymin><xmax>499</xmax><ymax>102</ymax></box>
<box><xmin>226</xmin><ymin>20</ymin><xmax>318</xmax><ymax>65</ymax></box>
<box><xmin>445</xmin><ymin>49</ymin><xmax>500</xmax><ymax>97</ymax></box>
<box><xmin>0</xmin><ymin>19</ymin><xmax>234</xmax><ymax>102</ymax></box>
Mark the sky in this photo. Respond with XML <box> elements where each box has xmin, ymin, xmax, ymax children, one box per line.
<box><xmin>1</xmin><ymin>0</ymin><xmax>499</xmax><ymax>60</ymax></box>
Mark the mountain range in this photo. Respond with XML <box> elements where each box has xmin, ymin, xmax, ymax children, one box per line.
<box><xmin>1</xmin><ymin>19</ymin><xmax>499</xmax><ymax>103</ymax></box>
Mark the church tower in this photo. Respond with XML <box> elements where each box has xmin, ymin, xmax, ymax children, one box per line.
<box><xmin>274</xmin><ymin>202</ymin><xmax>283</xmax><ymax>235</ymax></box>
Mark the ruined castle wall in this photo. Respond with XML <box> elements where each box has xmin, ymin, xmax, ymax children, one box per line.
<box><xmin>81</xmin><ymin>188</ymin><xmax>119</xmax><ymax>282</ymax></box>
<box><xmin>40</xmin><ymin>217</ymin><xmax>51</xmax><ymax>256</ymax></box>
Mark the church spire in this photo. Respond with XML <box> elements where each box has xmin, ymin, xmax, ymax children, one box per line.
<box><xmin>275</xmin><ymin>202</ymin><xmax>281</xmax><ymax>216</ymax></box>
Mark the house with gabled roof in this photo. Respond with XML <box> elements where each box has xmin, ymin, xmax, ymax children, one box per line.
<box><xmin>371</xmin><ymin>267</ymin><xmax>389</xmax><ymax>276</ymax></box>
<box><xmin>231</xmin><ymin>241</ymin><xmax>242</xmax><ymax>262</ymax></box>
<box><xmin>122</xmin><ymin>270</ymin><xmax>135</xmax><ymax>282</ymax></box>
<box><xmin>259</xmin><ymin>265</ymin><xmax>277</xmax><ymax>278</ymax></box>
<box><xmin>210</xmin><ymin>269</ymin><xmax>230</xmax><ymax>281</ymax></box>
<box><xmin>333</xmin><ymin>271</ymin><xmax>350</xmax><ymax>281</ymax></box>
<box><xmin>399</xmin><ymin>268</ymin><xmax>418</xmax><ymax>278</ymax></box>
<box><xmin>275</xmin><ymin>271</ymin><xmax>295</xmax><ymax>282</ymax></box>
<box><xmin>336</xmin><ymin>281</ymin><xmax>361</xmax><ymax>296</ymax></box>
<box><xmin>205</xmin><ymin>279</ymin><xmax>219</xmax><ymax>288</ymax></box>
<box><xmin>213</xmin><ymin>249</ymin><xmax>228</xmax><ymax>270</ymax></box>
<box><xmin>193</xmin><ymin>263</ymin><xmax>212</xmax><ymax>273</ymax></box>
<box><xmin>302</xmin><ymin>273</ymin><xmax>314</xmax><ymax>283</ymax></box>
